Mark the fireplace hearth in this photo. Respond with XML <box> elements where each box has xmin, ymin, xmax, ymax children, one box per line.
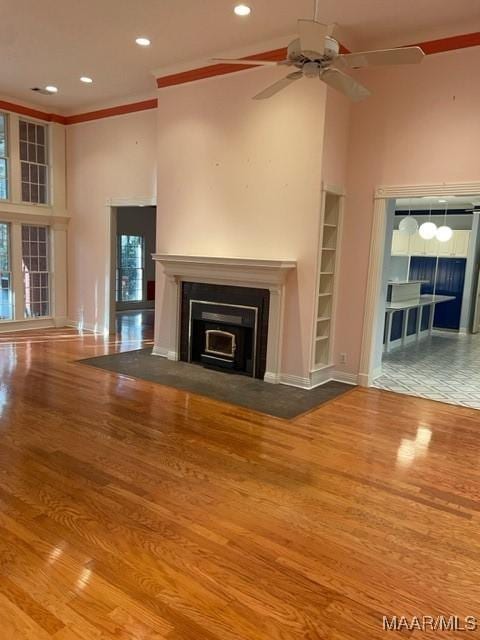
<box><xmin>181</xmin><ymin>282</ymin><xmax>269</xmax><ymax>379</ymax></box>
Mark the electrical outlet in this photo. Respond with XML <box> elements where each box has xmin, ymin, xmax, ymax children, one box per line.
<box><xmin>340</xmin><ymin>352</ymin><xmax>347</xmax><ymax>365</ymax></box>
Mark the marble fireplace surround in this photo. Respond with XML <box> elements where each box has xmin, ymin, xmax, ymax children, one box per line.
<box><xmin>152</xmin><ymin>254</ymin><xmax>297</xmax><ymax>383</ymax></box>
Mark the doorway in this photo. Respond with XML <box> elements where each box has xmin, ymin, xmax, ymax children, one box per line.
<box><xmin>360</xmin><ymin>184</ymin><xmax>480</xmax><ymax>409</ymax></box>
<box><xmin>109</xmin><ymin>205</ymin><xmax>156</xmax><ymax>343</ymax></box>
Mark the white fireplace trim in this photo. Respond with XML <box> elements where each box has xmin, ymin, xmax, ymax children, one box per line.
<box><xmin>152</xmin><ymin>254</ymin><xmax>296</xmax><ymax>383</ymax></box>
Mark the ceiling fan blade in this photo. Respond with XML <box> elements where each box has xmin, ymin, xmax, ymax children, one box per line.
<box><xmin>253</xmin><ymin>71</ymin><xmax>303</xmax><ymax>100</ymax></box>
<box><xmin>320</xmin><ymin>68</ymin><xmax>370</xmax><ymax>102</ymax></box>
<box><xmin>338</xmin><ymin>46</ymin><xmax>425</xmax><ymax>69</ymax></box>
<box><xmin>297</xmin><ymin>19</ymin><xmax>328</xmax><ymax>56</ymax></box>
<box><xmin>211</xmin><ymin>57</ymin><xmax>279</xmax><ymax>66</ymax></box>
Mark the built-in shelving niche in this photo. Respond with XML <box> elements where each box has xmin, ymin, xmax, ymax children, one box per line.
<box><xmin>313</xmin><ymin>191</ymin><xmax>342</xmax><ymax>369</ymax></box>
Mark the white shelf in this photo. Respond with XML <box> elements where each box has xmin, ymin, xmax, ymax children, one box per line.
<box><xmin>314</xmin><ymin>191</ymin><xmax>341</xmax><ymax>368</ymax></box>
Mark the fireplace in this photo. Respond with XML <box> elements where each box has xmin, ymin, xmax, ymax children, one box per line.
<box><xmin>152</xmin><ymin>255</ymin><xmax>296</xmax><ymax>383</ymax></box>
<box><xmin>180</xmin><ymin>282</ymin><xmax>269</xmax><ymax>379</ymax></box>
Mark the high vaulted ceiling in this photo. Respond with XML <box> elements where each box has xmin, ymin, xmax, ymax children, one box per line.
<box><xmin>2</xmin><ymin>0</ymin><xmax>480</xmax><ymax>114</ymax></box>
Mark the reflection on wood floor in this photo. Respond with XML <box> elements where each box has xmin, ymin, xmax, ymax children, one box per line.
<box><xmin>0</xmin><ymin>319</ymin><xmax>480</xmax><ymax>638</ymax></box>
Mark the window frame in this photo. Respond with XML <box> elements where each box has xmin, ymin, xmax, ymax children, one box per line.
<box><xmin>116</xmin><ymin>234</ymin><xmax>145</xmax><ymax>304</ymax></box>
<box><xmin>0</xmin><ymin>112</ymin><xmax>9</xmax><ymax>201</ymax></box>
<box><xmin>19</xmin><ymin>118</ymin><xmax>49</xmax><ymax>206</ymax></box>
<box><xmin>21</xmin><ymin>224</ymin><xmax>51</xmax><ymax>319</ymax></box>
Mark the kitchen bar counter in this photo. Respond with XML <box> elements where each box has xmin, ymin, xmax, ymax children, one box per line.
<box><xmin>384</xmin><ymin>294</ymin><xmax>455</xmax><ymax>352</ymax></box>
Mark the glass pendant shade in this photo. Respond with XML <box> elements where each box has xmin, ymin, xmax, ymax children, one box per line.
<box><xmin>419</xmin><ymin>221</ymin><xmax>438</xmax><ymax>240</ymax></box>
<box><xmin>436</xmin><ymin>225</ymin><xmax>453</xmax><ymax>242</ymax></box>
<box><xmin>399</xmin><ymin>216</ymin><xmax>419</xmax><ymax>236</ymax></box>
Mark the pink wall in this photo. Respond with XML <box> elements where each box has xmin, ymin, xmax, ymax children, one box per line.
<box><xmin>321</xmin><ymin>87</ymin><xmax>351</xmax><ymax>189</ymax></box>
<box><xmin>335</xmin><ymin>46</ymin><xmax>480</xmax><ymax>375</ymax></box>
<box><xmin>155</xmin><ymin>68</ymin><xmax>327</xmax><ymax>379</ymax></box>
<box><xmin>66</xmin><ymin>110</ymin><xmax>157</xmax><ymax>330</ymax></box>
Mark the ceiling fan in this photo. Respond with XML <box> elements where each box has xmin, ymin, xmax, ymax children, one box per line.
<box><xmin>212</xmin><ymin>7</ymin><xmax>425</xmax><ymax>101</ymax></box>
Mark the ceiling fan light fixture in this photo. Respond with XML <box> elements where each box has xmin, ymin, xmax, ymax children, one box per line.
<box><xmin>419</xmin><ymin>221</ymin><xmax>438</xmax><ymax>240</ymax></box>
<box><xmin>234</xmin><ymin>4</ymin><xmax>251</xmax><ymax>16</ymax></box>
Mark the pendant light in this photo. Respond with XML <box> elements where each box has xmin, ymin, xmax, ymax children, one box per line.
<box><xmin>419</xmin><ymin>205</ymin><xmax>437</xmax><ymax>240</ymax></box>
<box><xmin>436</xmin><ymin>201</ymin><xmax>453</xmax><ymax>242</ymax></box>
<box><xmin>398</xmin><ymin>206</ymin><xmax>418</xmax><ymax>236</ymax></box>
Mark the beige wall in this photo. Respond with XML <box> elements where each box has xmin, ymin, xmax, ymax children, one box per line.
<box><xmin>66</xmin><ymin>110</ymin><xmax>157</xmax><ymax>331</ymax></box>
<box><xmin>155</xmin><ymin>68</ymin><xmax>327</xmax><ymax>379</ymax></box>
<box><xmin>335</xmin><ymin>46</ymin><xmax>480</xmax><ymax>375</ymax></box>
<box><xmin>321</xmin><ymin>87</ymin><xmax>351</xmax><ymax>189</ymax></box>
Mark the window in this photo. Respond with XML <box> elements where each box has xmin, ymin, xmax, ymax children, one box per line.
<box><xmin>0</xmin><ymin>223</ymin><xmax>12</xmax><ymax>320</ymax></box>
<box><xmin>116</xmin><ymin>235</ymin><xmax>144</xmax><ymax>302</ymax></box>
<box><xmin>22</xmin><ymin>224</ymin><xmax>50</xmax><ymax>318</ymax></box>
<box><xmin>0</xmin><ymin>114</ymin><xmax>8</xmax><ymax>200</ymax></box>
<box><xmin>19</xmin><ymin>120</ymin><xmax>48</xmax><ymax>205</ymax></box>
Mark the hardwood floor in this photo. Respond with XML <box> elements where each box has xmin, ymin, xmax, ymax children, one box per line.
<box><xmin>1</xmin><ymin>321</ymin><xmax>480</xmax><ymax>638</ymax></box>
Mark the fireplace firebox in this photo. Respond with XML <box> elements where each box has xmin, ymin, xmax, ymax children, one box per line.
<box><xmin>180</xmin><ymin>282</ymin><xmax>270</xmax><ymax>379</ymax></box>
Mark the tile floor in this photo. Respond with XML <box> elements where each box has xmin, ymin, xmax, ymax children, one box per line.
<box><xmin>373</xmin><ymin>331</ymin><xmax>480</xmax><ymax>410</ymax></box>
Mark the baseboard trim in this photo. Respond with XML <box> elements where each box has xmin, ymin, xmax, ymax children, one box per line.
<box><xmin>0</xmin><ymin>317</ymin><xmax>66</xmax><ymax>334</ymax></box>
<box><xmin>331</xmin><ymin>371</ymin><xmax>359</xmax><ymax>386</ymax></box>
<box><xmin>152</xmin><ymin>345</ymin><xmax>168</xmax><ymax>357</ymax></box>
<box><xmin>152</xmin><ymin>346</ymin><xmax>179</xmax><ymax>360</ymax></box>
<box><xmin>278</xmin><ymin>373</ymin><xmax>312</xmax><ymax>389</ymax></box>
<box><xmin>276</xmin><ymin>367</ymin><xmax>358</xmax><ymax>390</ymax></box>
<box><xmin>54</xmin><ymin>316</ymin><xmax>68</xmax><ymax>328</ymax></box>
<box><xmin>66</xmin><ymin>319</ymin><xmax>101</xmax><ymax>333</ymax></box>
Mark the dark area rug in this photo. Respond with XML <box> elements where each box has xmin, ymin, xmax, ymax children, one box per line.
<box><xmin>79</xmin><ymin>348</ymin><xmax>353</xmax><ymax>419</ymax></box>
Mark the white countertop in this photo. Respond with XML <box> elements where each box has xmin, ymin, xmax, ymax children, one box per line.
<box><xmin>388</xmin><ymin>280</ymin><xmax>428</xmax><ymax>285</ymax></box>
<box><xmin>386</xmin><ymin>294</ymin><xmax>456</xmax><ymax>312</ymax></box>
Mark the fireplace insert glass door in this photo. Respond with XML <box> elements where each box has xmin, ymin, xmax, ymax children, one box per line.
<box><xmin>205</xmin><ymin>329</ymin><xmax>236</xmax><ymax>359</ymax></box>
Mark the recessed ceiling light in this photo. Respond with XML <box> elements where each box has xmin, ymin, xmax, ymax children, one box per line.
<box><xmin>438</xmin><ymin>199</ymin><xmax>447</xmax><ymax>203</ymax></box>
<box><xmin>234</xmin><ymin>4</ymin><xmax>251</xmax><ymax>16</ymax></box>
<box><xmin>80</xmin><ymin>76</ymin><xmax>93</xmax><ymax>84</ymax></box>
<box><xmin>135</xmin><ymin>37</ymin><xmax>151</xmax><ymax>46</ymax></box>
<box><xmin>45</xmin><ymin>85</ymin><xmax>58</xmax><ymax>94</ymax></box>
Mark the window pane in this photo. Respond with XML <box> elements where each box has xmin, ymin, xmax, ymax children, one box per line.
<box><xmin>116</xmin><ymin>235</ymin><xmax>144</xmax><ymax>302</ymax></box>
<box><xmin>22</xmin><ymin>224</ymin><xmax>50</xmax><ymax>318</ymax></box>
<box><xmin>19</xmin><ymin>120</ymin><xmax>27</xmax><ymax>141</ymax></box>
<box><xmin>0</xmin><ymin>114</ymin><xmax>7</xmax><ymax>201</ymax></box>
<box><xmin>0</xmin><ymin>159</ymin><xmax>7</xmax><ymax>201</ymax></box>
<box><xmin>0</xmin><ymin>114</ymin><xmax>5</xmax><ymax>157</ymax></box>
<box><xmin>0</xmin><ymin>223</ymin><xmax>13</xmax><ymax>320</ymax></box>
<box><xmin>19</xmin><ymin>120</ymin><xmax>48</xmax><ymax>204</ymax></box>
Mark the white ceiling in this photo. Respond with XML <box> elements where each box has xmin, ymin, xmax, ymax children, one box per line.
<box><xmin>2</xmin><ymin>0</ymin><xmax>480</xmax><ymax>113</ymax></box>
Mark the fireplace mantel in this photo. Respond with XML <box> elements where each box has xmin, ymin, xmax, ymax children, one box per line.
<box><xmin>152</xmin><ymin>254</ymin><xmax>296</xmax><ymax>289</ymax></box>
<box><xmin>152</xmin><ymin>254</ymin><xmax>297</xmax><ymax>384</ymax></box>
